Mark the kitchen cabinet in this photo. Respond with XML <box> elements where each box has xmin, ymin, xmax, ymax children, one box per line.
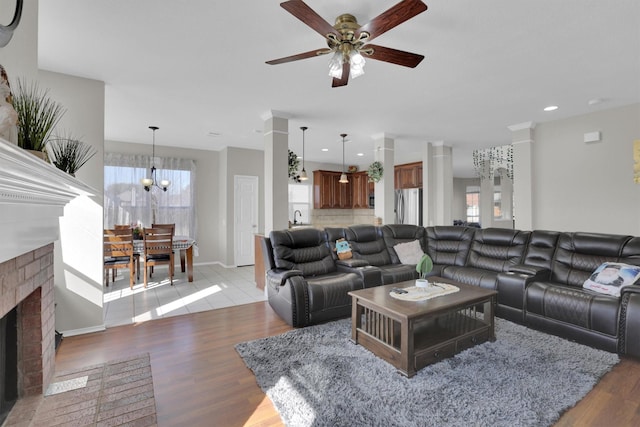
<box><xmin>351</xmin><ymin>171</ymin><xmax>370</xmax><ymax>209</ymax></box>
<box><xmin>394</xmin><ymin>161</ymin><xmax>423</xmax><ymax>189</ymax></box>
<box><xmin>313</xmin><ymin>170</ymin><xmax>352</xmax><ymax>209</ymax></box>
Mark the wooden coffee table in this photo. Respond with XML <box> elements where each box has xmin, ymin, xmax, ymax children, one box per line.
<box><xmin>348</xmin><ymin>277</ymin><xmax>497</xmax><ymax>377</ymax></box>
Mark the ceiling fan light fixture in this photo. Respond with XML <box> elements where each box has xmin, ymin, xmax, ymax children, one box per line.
<box><xmin>328</xmin><ymin>50</ymin><xmax>344</xmax><ymax>78</ymax></box>
<box><xmin>349</xmin><ymin>50</ymin><xmax>366</xmax><ymax>79</ymax></box>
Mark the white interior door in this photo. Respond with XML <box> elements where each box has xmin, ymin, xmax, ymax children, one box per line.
<box><xmin>234</xmin><ymin>175</ymin><xmax>258</xmax><ymax>266</ymax></box>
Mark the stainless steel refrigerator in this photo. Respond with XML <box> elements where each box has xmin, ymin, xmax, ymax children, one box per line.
<box><xmin>394</xmin><ymin>188</ymin><xmax>423</xmax><ymax>226</ymax></box>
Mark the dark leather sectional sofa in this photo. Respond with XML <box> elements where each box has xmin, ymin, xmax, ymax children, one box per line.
<box><xmin>262</xmin><ymin>224</ymin><xmax>640</xmax><ymax>358</ymax></box>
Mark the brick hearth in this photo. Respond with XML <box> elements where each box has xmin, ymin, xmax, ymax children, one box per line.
<box><xmin>0</xmin><ymin>244</ymin><xmax>56</xmax><ymax>416</ymax></box>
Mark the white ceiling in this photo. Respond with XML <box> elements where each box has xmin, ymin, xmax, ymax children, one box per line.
<box><xmin>38</xmin><ymin>0</ymin><xmax>640</xmax><ymax>177</ymax></box>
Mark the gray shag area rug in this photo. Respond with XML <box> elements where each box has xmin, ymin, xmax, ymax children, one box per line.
<box><xmin>236</xmin><ymin>317</ymin><xmax>620</xmax><ymax>427</ymax></box>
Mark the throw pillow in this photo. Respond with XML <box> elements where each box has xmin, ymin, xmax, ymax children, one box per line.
<box><xmin>394</xmin><ymin>240</ymin><xmax>424</xmax><ymax>265</ymax></box>
<box><xmin>583</xmin><ymin>262</ymin><xmax>640</xmax><ymax>297</ymax></box>
<box><xmin>335</xmin><ymin>238</ymin><xmax>352</xmax><ymax>260</ymax></box>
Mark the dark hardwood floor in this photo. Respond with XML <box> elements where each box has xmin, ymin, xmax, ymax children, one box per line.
<box><xmin>54</xmin><ymin>301</ymin><xmax>640</xmax><ymax>426</ymax></box>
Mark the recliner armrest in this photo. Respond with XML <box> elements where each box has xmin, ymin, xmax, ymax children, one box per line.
<box><xmin>336</xmin><ymin>259</ymin><xmax>370</xmax><ymax>268</ymax></box>
<box><xmin>266</xmin><ymin>269</ymin><xmax>304</xmax><ymax>287</ymax></box>
<box><xmin>507</xmin><ymin>264</ymin><xmax>551</xmax><ymax>280</ymax></box>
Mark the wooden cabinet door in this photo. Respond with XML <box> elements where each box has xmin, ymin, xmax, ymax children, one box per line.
<box><xmin>334</xmin><ymin>173</ymin><xmax>351</xmax><ymax>208</ymax></box>
<box><xmin>394</xmin><ymin>162</ymin><xmax>423</xmax><ymax>189</ymax></box>
<box><xmin>314</xmin><ymin>170</ymin><xmax>352</xmax><ymax>209</ymax></box>
<box><xmin>351</xmin><ymin>172</ymin><xmax>369</xmax><ymax>209</ymax></box>
<box><xmin>313</xmin><ymin>170</ymin><xmax>335</xmax><ymax>209</ymax></box>
<box><xmin>394</xmin><ymin>167</ymin><xmax>402</xmax><ymax>189</ymax></box>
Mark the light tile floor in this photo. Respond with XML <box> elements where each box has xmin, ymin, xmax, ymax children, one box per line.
<box><xmin>104</xmin><ymin>264</ymin><xmax>266</xmax><ymax>327</ymax></box>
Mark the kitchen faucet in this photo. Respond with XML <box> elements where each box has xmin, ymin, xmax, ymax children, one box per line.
<box><xmin>293</xmin><ymin>210</ymin><xmax>302</xmax><ymax>225</ymax></box>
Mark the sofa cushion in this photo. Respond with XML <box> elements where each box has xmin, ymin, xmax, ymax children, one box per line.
<box><xmin>382</xmin><ymin>224</ymin><xmax>426</xmax><ymax>264</ymax></box>
<box><xmin>379</xmin><ymin>264</ymin><xmax>419</xmax><ymax>285</ymax></box>
<box><xmin>441</xmin><ymin>266</ymin><xmax>499</xmax><ymax>290</ymax></box>
<box><xmin>425</xmin><ymin>226</ymin><xmax>475</xmax><ymax>266</ymax></box>
<box><xmin>551</xmin><ymin>232</ymin><xmax>633</xmax><ymax>287</ymax></box>
<box><xmin>394</xmin><ymin>240</ymin><xmax>424</xmax><ymax>265</ymax></box>
<box><xmin>582</xmin><ymin>262</ymin><xmax>640</xmax><ymax>297</ymax></box>
<box><xmin>345</xmin><ymin>225</ymin><xmax>392</xmax><ymax>267</ymax></box>
<box><xmin>269</xmin><ymin>228</ymin><xmax>336</xmax><ymax>276</ymax></box>
<box><xmin>526</xmin><ymin>282</ymin><xmax>620</xmax><ymax>337</ymax></box>
<box><xmin>466</xmin><ymin>228</ymin><xmax>530</xmax><ymax>272</ymax></box>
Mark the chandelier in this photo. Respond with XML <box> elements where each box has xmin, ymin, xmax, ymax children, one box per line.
<box><xmin>141</xmin><ymin>126</ymin><xmax>171</xmax><ymax>192</ymax></box>
<box><xmin>472</xmin><ymin>144</ymin><xmax>514</xmax><ymax>180</ymax></box>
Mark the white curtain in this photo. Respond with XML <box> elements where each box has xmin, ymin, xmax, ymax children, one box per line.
<box><xmin>104</xmin><ymin>153</ymin><xmax>197</xmax><ymax>239</ymax></box>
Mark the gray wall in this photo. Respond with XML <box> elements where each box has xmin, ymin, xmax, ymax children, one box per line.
<box><xmin>39</xmin><ymin>70</ymin><xmax>105</xmax><ymax>335</ymax></box>
<box><xmin>532</xmin><ymin>104</ymin><xmax>640</xmax><ymax>235</ymax></box>
<box><xmin>220</xmin><ymin>146</ymin><xmax>264</xmax><ymax>266</ymax></box>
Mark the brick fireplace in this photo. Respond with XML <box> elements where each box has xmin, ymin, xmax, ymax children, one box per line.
<box><xmin>0</xmin><ymin>244</ymin><xmax>56</xmax><ymax>420</ymax></box>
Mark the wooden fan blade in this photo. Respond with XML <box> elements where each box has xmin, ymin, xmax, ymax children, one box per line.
<box><xmin>332</xmin><ymin>63</ymin><xmax>350</xmax><ymax>88</ymax></box>
<box><xmin>266</xmin><ymin>48</ymin><xmax>331</xmax><ymax>65</ymax></box>
<box><xmin>356</xmin><ymin>0</ymin><xmax>427</xmax><ymax>42</ymax></box>
<box><xmin>281</xmin><ymin>0</ymin><xmax>341</xmax><ymax>40</ymax></box>
<box><xmin>363</xmin><ymin>44</ymin><xmax>424</xmax><ymax>68</ymax></box>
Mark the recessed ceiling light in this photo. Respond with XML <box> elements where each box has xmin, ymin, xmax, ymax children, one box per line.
<box><xmin>321</xmin><ymin>148</ymin><xmax>329</xmax><ymax>152</ymax></box>
<box><xmin>357</xmin><ymin>153</ymin><xmax>364</xmax><ymax>157</ymax></box>
<box><xmin>543</xmin><ymin>105</ymin><xmax>558</xmax><ymax>112</ymax></box>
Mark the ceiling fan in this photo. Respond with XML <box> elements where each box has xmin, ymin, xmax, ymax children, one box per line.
<box><xmin>266</xmin><ymin>0</ymin><xmax>428</xmax><ymax>88</ymax></box>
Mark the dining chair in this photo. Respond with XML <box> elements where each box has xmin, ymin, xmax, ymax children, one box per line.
<box><xmin>142</xmin><ymin>227</ymin><xmax>174</xmax><ymax>287</ymax></box>
<box><xmin>114</xmin><ymin>224</ymin><xmax>141</xmax><ymax>280</ymax></box>
<box><xmin>104</xmin><ymin>228</ymin><xmax>136</xmax><ymax>289</ymax></box>
<box><xmin>151</xmin><ymin>223</ymin><xmax>177</xmax><ymax>273</ymax></box>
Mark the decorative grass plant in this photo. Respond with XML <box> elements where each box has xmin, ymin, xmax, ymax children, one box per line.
<box><xmin>12</xmin><ymin>79</ymin><xmax>65</xmax><ymax>152</ymax></box>
<box><xmin>47</xmin><ymin>134</ymin><xmax>97</xmax><ymax>176</ymax></box>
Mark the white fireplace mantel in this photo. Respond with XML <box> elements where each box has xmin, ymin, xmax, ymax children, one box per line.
<box><xmin>0</xmin><ymin>138</ymin><xmax>96</xmax><ymax>264</ymax></box>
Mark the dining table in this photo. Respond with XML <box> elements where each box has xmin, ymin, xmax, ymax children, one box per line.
<box><xmin>133</xmin><ymin>236</ymin><xmax>197</xmax><ymax>282</ymax></box>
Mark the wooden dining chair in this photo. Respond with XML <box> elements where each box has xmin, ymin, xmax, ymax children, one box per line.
<box><xmin>142</xmin><ymin>227</ymin><xmax>174</xmax><ymax>287</ymax></box>
<box><xmin>104</xmin><ymin>228</ymin><xmax>136</xmax><ymax>289</ymax></box>
<box><xmin>114</xmin><ymin>225</ymin><xmax>140</xmax><ymax>280</ymax></box>
<box><xmin>151</xmin><ymin>223</ymin><xmax>176</xmax><ymax>273</ymax></box>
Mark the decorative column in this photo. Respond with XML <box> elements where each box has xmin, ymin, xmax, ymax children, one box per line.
<box><xmin>372</xmin><ymin>133</ymin><xmax>395</xmax><ymax>224</ymax></box>
<box><xmin>429</xmin><ymin>142</ymin><xmax>453</xmax><ymax>226</ymax></box>
<box><xmin>263</xmin><ymin>110</ymin><xmax>290</xmax><ymax>234</ymax></box>
<box><xmin>508</xmin><ymin>121</ymin><xmax>536</xmax><ymax>230</ymax></box>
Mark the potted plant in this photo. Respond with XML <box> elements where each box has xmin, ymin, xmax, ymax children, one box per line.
<box><xmin>288</xmin><ymin>149</ymin><xmax>301</xmax><ymax>183</ymax></box>
<box><xmin>12</xmin><ymin>79</ymin><xmax>65</xmax><ymax>159</ymax></box>
<box><xmin>47</xmin><ymin>134</ymin><xmax>97</xmax><ymax>176</ymax></box>
<box><xmin>415</xmin><ymin>253</ymin><xmax>433</xmax><ymax>287</ymax></box>
<box><xmin>367</xmin><ymin>161</ymin><xmax>384</xmax><ymax>183</ymax></box>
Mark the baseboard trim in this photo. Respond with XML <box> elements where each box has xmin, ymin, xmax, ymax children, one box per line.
<box><xmin>194</xmin><ymin>261</ymin><xmax>244</xmax><ymax>269</ymax></box>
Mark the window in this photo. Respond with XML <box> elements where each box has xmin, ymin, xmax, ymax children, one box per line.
<box><xmin>466</xmin><ymin>186</ymin><xmax>480</xmax><ymax>224</ymax></box>
<box><xmin>288</xmin><ymin>184</ymin><xmax>311</xmax><ymax>225</ymax></box>
<box><xmin>104</xmin><ymin>153</ymin><xmax>197</xmax><ymax>238</ymax></box>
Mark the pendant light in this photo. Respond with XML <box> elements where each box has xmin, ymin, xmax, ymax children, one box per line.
<box><xmin>299</xmin><ymin>126</ymin><xmax>308</xmax><ymax>181</ymax></box>
<box><xmin>339</xmin><ymin>133</ymin><xmax>348</xmax><ymax>183</ymax></box>
<box><xmin>141</xmin><ymin>126</ymin><xmax>171</xmax><ymax>192</ymax></box>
